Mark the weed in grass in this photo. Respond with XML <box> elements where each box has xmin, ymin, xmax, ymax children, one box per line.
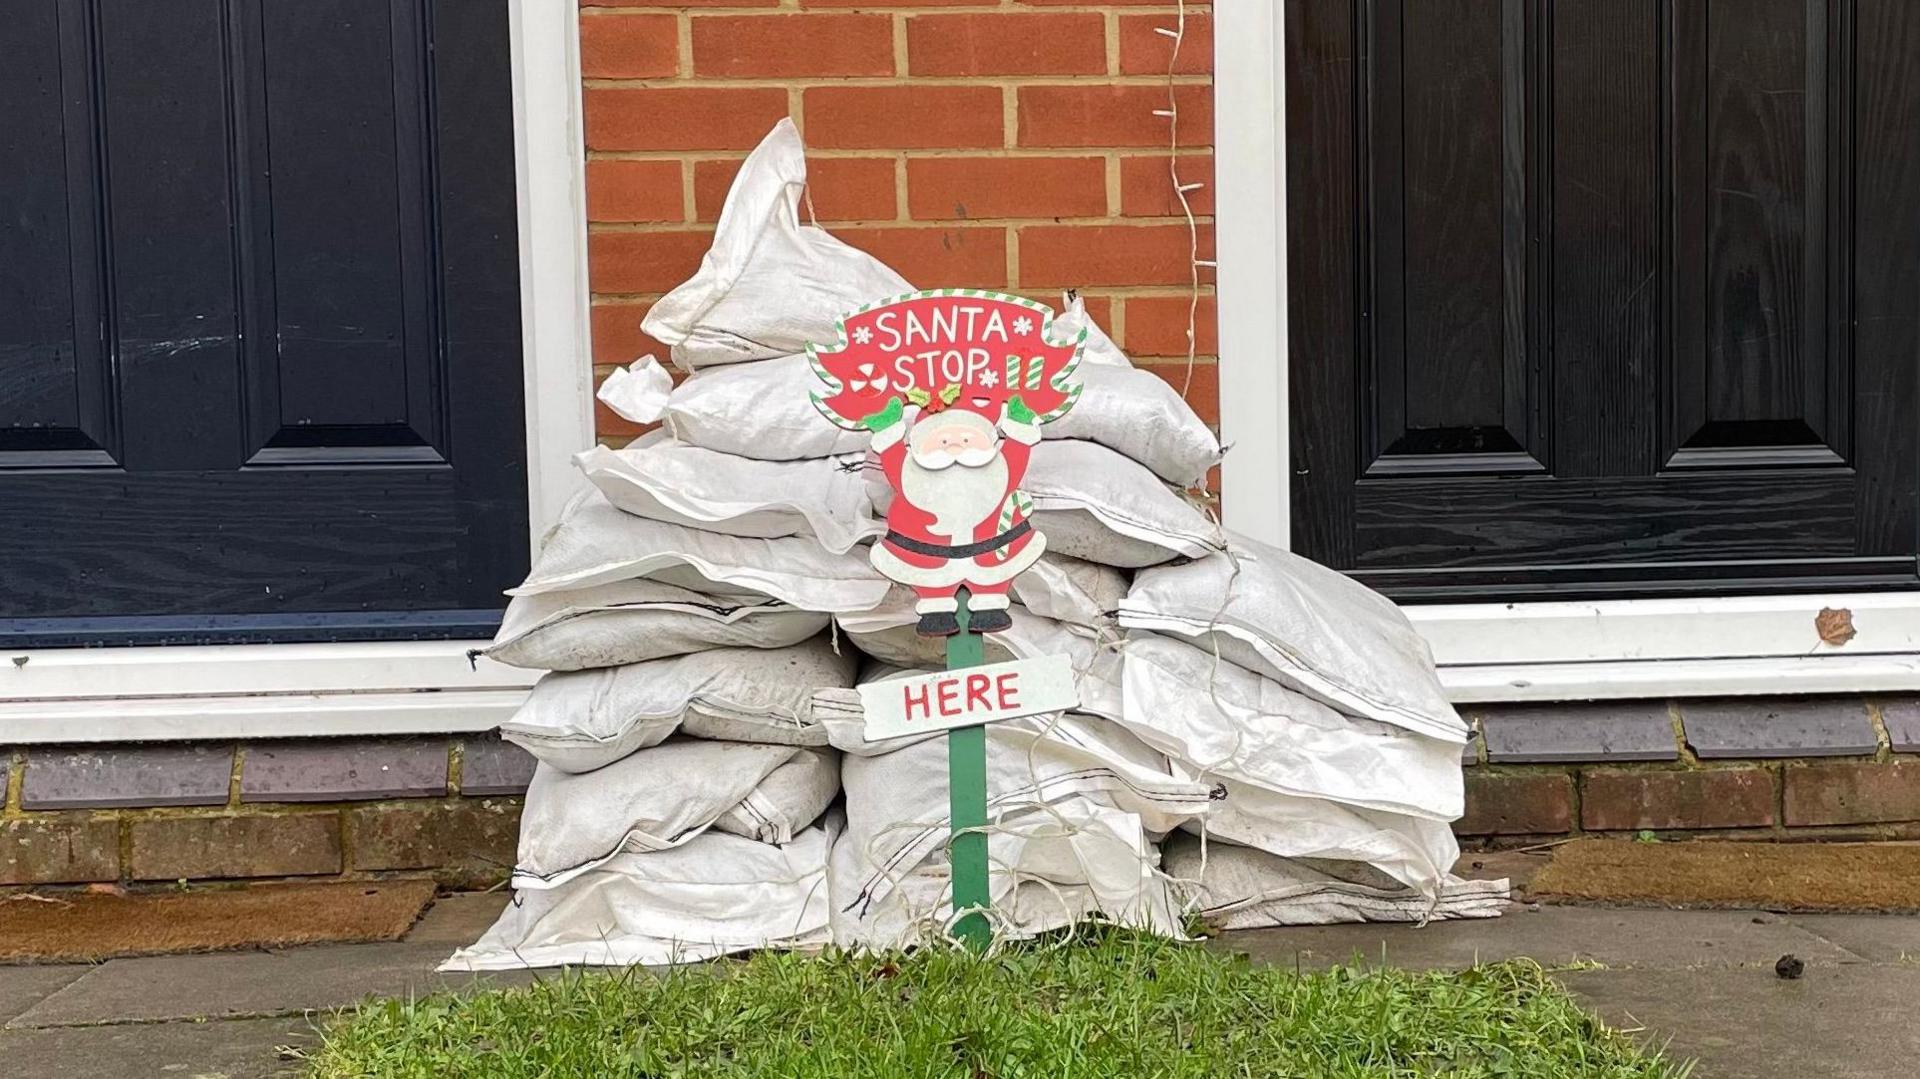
<box><xmin>302</xmin><ymin>927</ymin><xmax>1691</xmax><ymax>1078</ymax></box>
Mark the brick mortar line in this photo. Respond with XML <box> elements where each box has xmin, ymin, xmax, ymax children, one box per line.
<box><xmin>1769</xmin><ymin>759</ymin><xmax>1787</xmax><ymax>837</ymax></box>
<box><xmin>1568</xmin><ymin>767</ymin><xmax>1586</xmax><ymax>836</ymax></box>
<box><xmin>1104</xmin><ymin>9</ymin><xmax>1121</xmax><ymax>76</ymax></box>
<box><xmin>892</xmin><ymin>153</ymin><xmax>910</xmax><ymax>223</ymax></box>
<box><xmin>116</xmin><ymin>809</ymin><xmax>133</xmax><ymax>882</ymax></box>
<box><xmin>679</xmin><ymin>158</ymin><xmax>698</xmax><ymax>220</ymax></box>
<box><xmin>1864</xmin><ymin>697</ymin><xmax>1894</xmax><ymax>761</ymax></box>
<box><xmin>338</xmin><ymin>804</ymin><xmax>357</xmax><ymax>873</ymax></box>
<box><xmin>1666</xmin><ymin>699</ymin><xmax>1700</xmax><ymax>765</ymax></box>
<box><xmin>586</xmin><ymin>215</ymin><xmax>1217</xmax><ymax>231</ymax></box>
<box><xmin>585</xmin><ymin>148</ymin><xmax>1215</xmax><ymax>160</ymax></box>
<box><xmin>581</xmin><ymin>75</ymin><xmax>1212</xmax><ymax>89</ymax></box>
<box><xmin>580</xmin><ymin>5</ymin><xmax>1211</xmax><ymax>15</ymax></box>
<box><xmin>3</xmin><ymin>750</ymin><xmax>21</xmax><ymax>815</ymax></box>
<box><xmin>446</xmin><ymin>738</ymin><xmax>464</xmax><ymax>797</ymax></box>
<box><xmin>226</xmin><ymin>743</ymin><xmax>245</xmax><ymax>807</ymax></box>
<box><xmin>675</xmin><ymin>11</ymin><xmax>693</xmax><ymax>79</ymax></box>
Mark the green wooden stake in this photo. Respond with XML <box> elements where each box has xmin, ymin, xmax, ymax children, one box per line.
<box><xmin>946</xmin><ymin>590</ymin><xmax>992</xmax><ymax>951</ymax></box>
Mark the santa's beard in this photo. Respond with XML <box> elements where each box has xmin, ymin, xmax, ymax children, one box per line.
<box><xmin>901</xmin><ymin>450</ymin><xmax>1009</xmax><ymax>541</ymax></box>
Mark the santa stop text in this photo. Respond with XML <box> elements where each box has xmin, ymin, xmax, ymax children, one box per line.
<box><xmin>868</xmin><ymin>305</ymin><xmax>1029</xmax><ymax>389</ymax></box>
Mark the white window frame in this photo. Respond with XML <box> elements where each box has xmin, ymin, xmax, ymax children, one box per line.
<box><xmin>0</xmin><ymin>0</ymin><xmax>591</xmax><ymax>744</ymax></box>
<box><xmin>1212</xmin><ymin>5</ymin><xmax>1920</xmax><ymax>703</ymax></box>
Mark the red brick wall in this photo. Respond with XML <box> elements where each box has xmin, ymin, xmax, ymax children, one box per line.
<box><xmin>578</xmin><ymin>1</ymin><xmax>1218</xmax><ymax>448</ymax></box>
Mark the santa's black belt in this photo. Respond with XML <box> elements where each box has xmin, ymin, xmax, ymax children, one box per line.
<box><xmin>883</xmin><ymin>520</ymin><xmax>1031</xmax><ymax>560</ymax></box>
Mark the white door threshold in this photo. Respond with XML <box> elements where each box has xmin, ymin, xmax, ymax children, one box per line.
<box><xmin>1442</xmin><ymin>652</ymin><xmax>1920</xmax><ymax>704</ymax></box>
<box><xmin>0</xmin><ymin>688</ymin><xmax>529</xmax><ymax>744</ymax></box>
<box><xmin>1</xmin><ymin>640</ymin><xmax>534</xmax><ymax>699</ymax></box>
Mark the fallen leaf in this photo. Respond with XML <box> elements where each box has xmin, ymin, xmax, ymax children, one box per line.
<box><xmin>1815</xmin><ymin>607</ymin><xmax>1856</xmax><ymax>646</ymax></box>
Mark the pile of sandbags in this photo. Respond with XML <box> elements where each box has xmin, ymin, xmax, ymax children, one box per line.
<box><xmin>445</xmin><ymin>119</ymin><xmax>1501</xmax><ymax>971</ymax></box>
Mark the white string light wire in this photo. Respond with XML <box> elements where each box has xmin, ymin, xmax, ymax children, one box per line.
<box><xmin>1151</xmin><ymin>0</ymin><xmax>1211</xmax><ymax>400</ymax></box>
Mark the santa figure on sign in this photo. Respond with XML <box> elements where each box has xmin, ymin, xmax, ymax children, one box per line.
<box><xmin>811</xmin><ymin>292</ymin><xmax>1083</xmax><ymax>636</ymax></box>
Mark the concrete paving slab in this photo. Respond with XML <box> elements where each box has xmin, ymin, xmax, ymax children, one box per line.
<box><xmin>0</xmin><ymin>1015</ymin><xmax>314</xmax><ymax>1079</ymax></box>
<box><xmin>1786</xmin><ymin>913</ymin><xmax>1920</xmax><ymax>964</ymax></box>
<box><xmin>403</xmin><ymin>891</ymin><xmax>510</xmax><ymax>946</ymax></box>
<box><xmin>7</xmin><ymin>942</ymin><xmax>535</xmax><ymax>1029</ymax></box>
<box><xmin>1561</xmin><ymin>965</ymin><xmax>1920</xmax><ymax>1079</ymax></box>
<box><xmin>1219</xmin><ymin>906</ymin><xmax>1859</xmax><ymax>972</ymax></box>
<box><xmin>0</xmin><ymin>967</ymin><xmax>88</xmax><ymax>1026</ymax></box>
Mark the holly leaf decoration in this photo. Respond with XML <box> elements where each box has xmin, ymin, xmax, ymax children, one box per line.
<box><xmin>938</xmin><ymin>383</ymin><xmax>962</xmax><ymax>406</ymax></box>
<box><xmin>904</xmin><ymin>386</ymin><xmax>932</xmax><ymax>408</ymax></box>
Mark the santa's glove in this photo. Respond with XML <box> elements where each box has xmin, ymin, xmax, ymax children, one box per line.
<box><xmin>1001</xmin><ymin>394</ymin><xmax>1042</xmax><ymax>445</ymax></box>
<box><xmin>861</xmin><ymin>397</ymin><xmax>908</xmax><ymax>450</ymax></box>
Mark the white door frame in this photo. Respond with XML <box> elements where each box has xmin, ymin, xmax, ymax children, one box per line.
<box><xmin>0</xmin><ymin>0</ymin><xmax>590</xmax><ymax>744</ymax></box>
<box><xmin>1212</xmin><ymin>5</ymin><xmax>1920</xmax><ymax>703</ymax></box>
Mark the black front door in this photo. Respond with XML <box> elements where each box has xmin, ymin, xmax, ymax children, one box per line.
<box><xmin>1287</xmin><ymin>0</ymin><xmax>1919</xmax><ymax>601</ymax></box>
<box><xmin>1</xmin><ymin>0</ymin><xmax>527</xmax><ymax>645</ymax></box>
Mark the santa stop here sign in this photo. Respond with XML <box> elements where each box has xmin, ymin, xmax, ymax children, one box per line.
<box><xmin>808</xmin><ymin>289</ymin><xmax>1086</xmax><ymax>948</ymax></box>
<box><xmin>858</xmin><ymin>655</ymin><xmax>1080</xmax><ymax>743</ymax></box>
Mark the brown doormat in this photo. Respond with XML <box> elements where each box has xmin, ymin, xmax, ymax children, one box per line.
<box><xmin>1530</xmin><ymin>839</ymin><xmax>1920</xmax><ymax>912</ymax></box>
<box><xmin>0</xmin><ymin>879</ymin><xmax>437</xmax><ymax>964</ymax></box>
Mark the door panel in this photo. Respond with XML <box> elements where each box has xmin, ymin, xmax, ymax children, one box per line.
<box><xmin>1288</xmin><ymin>0</ymin><xmax>1920</xmax><ymax>601</ymax></box>
<box><xmin>1366</xmin><ymin>0</ymin><xmax>1538</xmax><ymax>472</ymax></box>
<box><xmin>0</xmin><ymin>0</ymin><xmax>527</xmax><ymax>644</ymax></box>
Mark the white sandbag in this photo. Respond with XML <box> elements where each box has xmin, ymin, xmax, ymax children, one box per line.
<box><xmin>501</xmin><ymin>672</ymin><xmax>677</xmax><ymax>773</ymax></box>
<box><xmin>501</xmin><ymin>639</ymin><xmax>854</xmax><ymax>771</ymax></box>
<box><xmin>674</xmin><ymin>644</ymin><xmax>854</xmax><ymax>747</ymax></box>
<box><xmin>1024</xmin><ymin>440</ymin><xmax>1224</xmax><ymax>567</ymax></box>
<box><xmin>814</xmin><ymin>665</ymin><xmax>941</xmax><ymax>757</ymax></box>
<box><xmin>514</xmin><ymin>740</ymin><xmax>805</xmax><ymax>889</ymax></box>
<box><xmin>832</xmin><ymin>798</ymin><xmax>1185</xmax><ymax>951</ymax></box>
<box><xmin>1044</xmin><ymin>365</ymin><xmax>1220</xmax><ymax>486</ymax></box>
<box><xmin>1051</xmin><ymin>294</ymin><xmax>1130</xmax><ymax>368</ymax></box>
<box><xmin>1119</xmin><ymin>634</ymin><xmax>1462</xmax><ymax>821</ymax></box>
<box><xmin>641</xmin><ymin>119</ymin><xmax>911</xmax><ymax>371</ymax></box>
<box><xmin>1118</xmin><ymin>531</ymin><xmax>1466</xmax><ymax>742</ymax></box>
<box><xmin>442</xmin><ymin>820</ymin><xmax>836</xmax><ymax>971</ymax></box>
<box><xmin>714</xmin><ymin>747</ymin><xmax>841</xmax><ymax>845</ymax></box>
<box><xmin>1010</xmin><ymin>554</ymin><xmax>1128</xmax><ymax>632</ymax></box>
<box><xmin>1030</xmin><ymin>510</ymin><xmax>1175</xmax><ymax>570</ymax></box>
<box><xmin>486</xmin><ymin>577</ymin><xmax>826</xmax><ymax>672</ymax></box>
<box><xmin>601</xmin><ymin>308</ymin><xmax>1172</xmax><ymax>468</ymax></box>
<box><xmin>988</xmin><ymin>607</ymin><xmax>1126</xmax><ymax>722</ymax></box>
<box><xmin>513</xmin><ymin>489</ymin><xmax>890</xmax><ymax>614</ymax></box>
<box><xmin>1196</xmin><ymin>778</ymin><xmax>1461</xmax><ymax>896</ymax></box>
<box><xmin>836</xmin><ymin>556</ymin><xmax>1122</xmax><ymax>664</ymax></box>
<box><xmin>602</xmin><ymin>355</ymin><xmax>871</xmax><ymax>460</ymax></box>
<box><xmin>1163</xmin><ymin>834</ymin><xmax>1506</xmax><ymax>927</ymax></box>
<box><xmin>834</xmin><ymin>711</ymin><xmax>1208</xmax><ymax>927</ymax></box>
<box><xmin>835</xmin><ymin>588</ymin><xmax>1013</xmax><ymax>670</ymax></box>
<box><xmin>576</xmin><ymin>434</ymin><xmax>880</xmax><ymax>553</ymax></box>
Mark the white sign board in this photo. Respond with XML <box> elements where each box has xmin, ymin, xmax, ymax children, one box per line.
<box><xmin>858</xmin><ymin>655</ymin><xmax>1081</xmax><ymax>743</ymax></box>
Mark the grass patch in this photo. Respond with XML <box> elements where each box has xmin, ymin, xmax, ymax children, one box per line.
<box><xmin>304</xmin><ymin>929</ymin><xmax>1689</xmax><ymax>1078</ymax></box>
